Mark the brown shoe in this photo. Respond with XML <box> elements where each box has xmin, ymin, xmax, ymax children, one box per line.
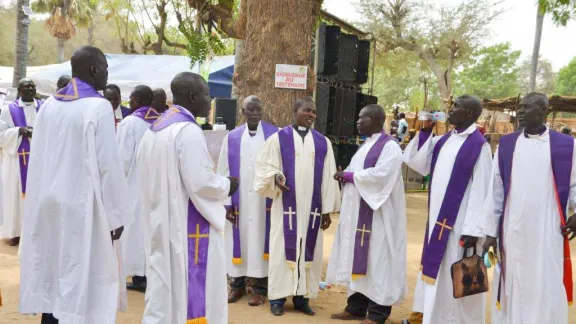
<box><xmin>7</xmin><ymin>237</ymin><xmax>20</xmax><ymax>246</ymax></box>
<box><xmin>330</xmin><ymin>311</ymin><xmax>366</xmax><ymax>320</ymax></box>
<box><xmin>228</xmin><ymin>289</ymin><xmax>246</xmax><ymax>303</ymax></box>
<box><xmin>248</xmin><ymin>294</ymin><xmax>266</xmax><ymax>306</ymax></box>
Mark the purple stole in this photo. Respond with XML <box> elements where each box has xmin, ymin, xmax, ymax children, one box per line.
<box><xmin>351</xmin><ymin>132</ymin><xmax>394</xmax><ymax>279</ymax></box>
<box><xmin>277</xmin><ymin>126</ymin><xmax>327</xmax><ymax>267</ymax></box>
<box><xmin>228</xmin><ymin>122</ymin><xmax>278</xmax><ymax>264</ymax></box>
<box><xmin>496</xmin><ymin>130</ymin><xmax>574</xmax><ymax>307</ymax></box>
<box><xmin>131</xmin><ymin>106</ymin><xmax>160</xmax><ymax>124</ymax></box>
<box><xmin>419</xmin><ymin>128</ymin><xmax>486</xmax><ymax>284</ymax></box>
<box><xmin>8</xmin><ymin>99</ymin><xmax>43</xmax><ymax>198</ymax></box>
<box><xmin>418</xmin><ymin>130</ymin><xmax>432</xmax><ymax>150</ymax></box>
<box><xmin>150</xmin><ymin>105</ymin><xmax>210</xmax><ymax>323</ymax></box>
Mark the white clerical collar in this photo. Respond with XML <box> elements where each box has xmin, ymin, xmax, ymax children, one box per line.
<box><xmin>367</xmin><ymin>132</ymin><xmax>382</xmax><ymax>142</ymax></box>
<box><xmin>18</xmin><ymin>98</ymin><xmax>36</xmax><ymax>108</ymax></box>
<box><xmin>524</xmin><ymin>126</ymin><xmax>549</xmax><ymax>140</ymax></box>
<box><xmin>453</xmin><ymin>123</ymin><xmax>478</xmax><ymax>136</ymax></box>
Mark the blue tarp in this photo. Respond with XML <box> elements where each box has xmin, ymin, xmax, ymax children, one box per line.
<box><xmin>208</xmin><ymin>55</ymin><xmax>234</xmax><ymax>98</ymax></box>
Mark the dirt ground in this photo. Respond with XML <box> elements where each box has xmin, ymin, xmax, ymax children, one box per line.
<box><xmin>1</xmin><ymin>193</ymin><xmax>576</xmax><ymax>323</ymax></box>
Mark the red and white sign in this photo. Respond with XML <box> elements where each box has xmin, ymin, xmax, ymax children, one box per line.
<box><xmin>275</xmin><ymin>64</ymin><xmax>308</xmax><ymax>90</ymax></box>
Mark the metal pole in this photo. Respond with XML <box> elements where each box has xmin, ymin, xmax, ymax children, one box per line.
<box><xmin>370</xmin><ymin>37</ymin><xmax>376</xmax><ymax>96</ymax></box>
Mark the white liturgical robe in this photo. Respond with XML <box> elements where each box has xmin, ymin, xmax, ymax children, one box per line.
<box><xmin>482</xmin><ymin>128</ymin><xmax>576</xmax><ymax>324</ymax></box>
<box><xmin>254</xmin><ymin>128</ymin><xmax>341</xmax><ymax>300</ymax></box>
<box><xmin>403</xmin><ymin>124</ymin><xmax>492</xmax><ymax>324</ymax></box>
<box><xmin>0</xmin><ymin>99</ymin><xmax>41</xmax><ymax>239</ymax></box>
<box><xmin>326</xmin><ymin>134</ymin><xmax>407</xmax><ymax>306</ymax></box>
<box><xmin>137</xmin><ymin>113</ymin><xmax>230</xmax><ymax>324</ymax></box>
<box><xmin>217</xmin><ymin>122</ymin><xmax>277</xmax><ymax>278</ymax></box>
<box><xmin>19</xmin><ymin>96</ymin><xmax>133</xmax><ymax>324</ymax></box>
<box><xmin>117</xmin><ymin>114</ymin><xmax>151</xmax><ymax>276</ymax></box>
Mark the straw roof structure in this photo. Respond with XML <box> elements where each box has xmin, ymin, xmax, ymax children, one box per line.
<box><xmin>483</xmin><ymin>95</ymin><xmax>576</xmax><ymax>113</ymax></box>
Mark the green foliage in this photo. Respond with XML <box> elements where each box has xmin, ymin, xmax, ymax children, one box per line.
<box><xmin>454</xmin><ymin>43</ymin><xmax>521</xmax><ymax>99</ymax></box>
<box><xmin>518</xmin><ymin>58</ymin><xmax>556</xmax><ymax>95</ymax></box>
<box><xmin>184</xmin><ymin>32</ymin><xmax>227</xmax><ymax>67</ymax></box>
<box><xmin>556</xmin><ymin>56</ymin><xmax>576</xmax><ymax>95</ymax></box>
<box><xmin>539</xmin><ymin>0</ymin><xmax>576</xmax><ymax>26</ymax></box>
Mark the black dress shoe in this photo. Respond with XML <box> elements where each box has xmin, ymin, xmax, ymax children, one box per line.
<box><xmin>270</xmin><ymin>304</ymin><xmax>284</xmax><ymax>316</ymax></box>
<box><xmin>126</xmin><ymin>281</ymin><xmax>147</xmax><ymax>292</ymax></box>
<box><xmin>295</xmin><ymin>303</ymin><xmax>315</xmax><ymax>316</ymax></box>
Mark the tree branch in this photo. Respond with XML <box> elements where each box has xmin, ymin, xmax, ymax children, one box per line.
<box><xmin>163</xmin><ymin>36</ymin><xmax>187</xmax><ymax>49</ymax></box>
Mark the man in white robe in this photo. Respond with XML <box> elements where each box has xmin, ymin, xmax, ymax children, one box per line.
<box><xmin>138</xmin><ymin>72</ymin><xmax>238</xmax><ymax>324</ymax></box>
<box><xmin>327</xmin><ymin>105</ymin><xmax>406</xmax><ymax>324</ymax></box>
<box><xmin>254</xmin><ymin>96</ymin><xmax>341</xmax><ymax>316</ymax></box>
<box><xmin>482</xmin><ymin>93</ymin><xmax>576</xmax><ymax>324</ymax></box>
<box><xmin>104</xmin><ymin>84</ymin><xmax>131</xmax><ymax>126</ymax></box>
<box><xmin>19</xmin><ymin>46</ymin><xmax>132</xmax><ymax>324</ymax></box>
<box><xmin>117</xmin><ymin>85</ymin><xmax>161</xmax><ymax>292</ymax></box>
<box><xmin>402</xmin><ymin>95</ymin><xmax>492</xmax><ymax>324</ymax></box>
<box><xmin>0</xmin><ymin>78</ymin><xmax>43</xmax><ymax>246</ymax></box>
<box><xmin>217</xmin><ymin>95</ymin><xmax>278</xmax><ymax>306</ymax></box>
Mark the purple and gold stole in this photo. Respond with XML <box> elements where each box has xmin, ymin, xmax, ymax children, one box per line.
<box><xmin>131</xmin><ymin>106</ymin><xmax>160</xmax><ymax>124</ymax></box>
<box><xmin>351</xmin><ymin>132</ymin><xmax>394</xmax><ymax>279</ymax></box>
<box><xmin>150</xmin><ymin>105</ymin><xmax>210</xmax><ymax>323</ymax></box>
<box><xmin>8</xmin><ymin>98</ymin><xmax>43</xmax><ymax>198</ymax></box>
<box><xmin>496</xmin><ymin>130</ymin><xmax>573</xmax><ymax>308</ymax></box>
<box><xmin>419</xmin><ymin>129</ymin><xmax>485</xmax><ymax>284</ymax></box>
<box><xmin>277</xmin><ymin>126</ymin><xmax>327</xmax><ymax>268</ymax></box>
<box><xmin>228</xmin><ymin>122</ymin><xmax>278</xmax><ymax>264</ymax></box>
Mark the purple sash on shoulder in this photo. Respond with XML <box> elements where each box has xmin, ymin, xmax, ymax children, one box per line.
<box><xmin>496</xmin><ymin>129</ymin><xmax>574</xmax><ymax>306</ymax></box>
<box><xmin>8</xmin><ymin>99</ymin><xmax>43</xmax><ymax>198</ymax></box>
<box><xmin>227</xmin><ymin>122</ymin><xmax>278</xmax><ymax>264</ymax></box>
<box><xmin>418</xmin><ymin>130</ymin><xmax>433</xmax><ymax>150</ymax></box>
<box><xmin>53</xmin><ymin>77</ymin><xmax>103</xmax><ymax>101</ymax></box>
<box><xmin>419</xmin><ymin>129</ymin><xmax>486</xmax><ymax>284</ymax></box>
<box><xmin>131</xmin><ymin>106</ymin><xmax>160</xmax><ymax>124</ymax></box>
<box><xmin>351</xmin><ymin>132</ymin><xmax>394</xmax><ymax>278</ymax></box>
<box><xmin>148</xmin><ymin>105</ymin><xmax>209</xmax><ymax>321</ymax></box>
<box><xmin>277</xmin><ymin>126</ymin><xmax>327</xmax><ymax>267</ymax></box>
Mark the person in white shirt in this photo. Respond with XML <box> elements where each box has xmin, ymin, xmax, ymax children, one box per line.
<box><xmin>104</xmin><ymin>84</ymin><xmax>131</xmax><ymax>126</ymax></box>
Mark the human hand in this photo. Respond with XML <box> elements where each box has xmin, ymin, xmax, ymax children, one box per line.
<box><xmin>228</xmin><ymin>177</ymin><xmax>239</xmax><ymax>196</ymax></box>
<box><xmin>111</xmin><ymin>226</ymin><xmax>124</xmax><ymax>241</ymax></box>
<box><xmin>333</xmin><ymin>171</ymin><xmax>345</xmax><ymax>182</ymax></box>
<box><xmin>275</xmin><ymin>174</ymin><xmax>289</xmax><ymax>192</ymax></box>
<box><xmin>321</xmin><ymin>214</ymin><xmax>331</xmax><ymax>230</ymax></box>
<box><xmin>459</xmin><ymin>235</ymin><xmax>478</xmax><ymax>249</ymax></box>
<box><xmin>561</xmin><ymin>214</ymin><xmax>576</xmax><ymax>240</ymax></box>
<box><xmin>226</xmin><ymin>207</ymin><xmax>235</xmax><ymax>224</ymax></box>
<box><xmin>19</xmin><ymin>127</ymin><xmax>32</xmax><ymax>137</ymax></box>
<box><xmin>482</xmin><ymin>235</ymin><xmax>497</xmax><ymax>257</ymax></box>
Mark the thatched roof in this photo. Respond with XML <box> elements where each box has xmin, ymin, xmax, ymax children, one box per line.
<box><xmin>483</xmin><ymin>95</ymin><xmax>576</xmax><ymax>113</ymax></box>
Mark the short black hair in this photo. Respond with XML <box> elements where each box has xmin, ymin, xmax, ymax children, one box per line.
<box><xmin>457</xmin><ymin>94</ymin><xmax>483</xmax><ymax>121</ymax></box>
<box><xmin>131</xmin><ymin>85</ymin><xmax>154</xmax><ymax>106</ymax></box>
<box><xmin>105</xmin><ymin>84</ymin><xmax>121</xmax><ymax>94</ymax></box>
<box><xmin>523</xmin><ymin>92</ymin><xmax>549</xmax><ymax>108</ymax></box>
<box><xmin>399</xmin><ymin>113</ymin><xmax>406</xmax><ymax>119</ymax></box>
<box><xmin>294</xmin><ymin>96</ymin><xmax>315</xmax><ymax>111</ymax></box>
<box><xmin>57</xmin><ymin>75</ymin><xmax>71</xmax><ymax>89</ymax></box>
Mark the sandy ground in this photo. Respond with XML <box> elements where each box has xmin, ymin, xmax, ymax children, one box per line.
<box><xmin>1</xmin><ymin>193</ymin><xmax>576</xmax><ymax>323</ymax></box>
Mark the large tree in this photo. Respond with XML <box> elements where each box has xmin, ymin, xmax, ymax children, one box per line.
<box><xmin>13</xmin><ymin>0</ymin><xmax>32</xmax><ymax>86</ymax></box>
<box><xmin>556</xmin><ymin>56</ymin><xmax>576</xmax><ymax>95</ymax></box>
<box><xmin>455</xmin><ymin>42</ymin><xmax>521</xmax><ymax>99</ymax></box>
<box><xmin>538</xmin><ymin>0</ymin><xmax>576</xmax><ymax>26</ymax></box>
<box><xmin>358</xmin><ymin>0</ymin><xmax>501</xmax><ymax>109</ymax></box>
<box><xmin>518</xmin><ymin>58</ymin><xmax>556</xmax><ymax>94</ymax></box>
<box><xmin>32</xmin><ymin>0</ymin><xmax>94</xmax><ymax>63</ymax></box>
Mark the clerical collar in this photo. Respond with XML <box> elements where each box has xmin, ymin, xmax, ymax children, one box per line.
<box><xmin>292</xmin><ymin>124</ymin><xmax>309</xmax><ymax>140</ymax></box>
<box><xmin>524</xmin><ymin>126</ymin><xmax>548</xmax><ymax>138</ymax></box>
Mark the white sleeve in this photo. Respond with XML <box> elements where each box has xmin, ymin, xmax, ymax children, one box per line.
<box><xmin>254</xmin><ymin>134</ymin><xmax>283</xmax><ymax>199</ymax></box>
<box><xmin>403</xmin><ymin>131</ymin><xmax>437</xmax><ymax>176</ymax></box>
<box><xmin>0</xmin><ymin>107</ymin><xmax>21</xmax><ymax>155</ymax></box>
<box><xmin>354</xmin><ymin>141</ymin><xmax>404</xmax><ymax>211</ymax></box>
<box><xmin>461</xmin><ymin>143</ymin><xmax>493</xmax><ymax>237</ymax></box>
<box><xmin>320</xmin><ymin>137</ymin><xmax>341</xmax><ymax>214</ymax></box>
<box><xmin>116</xmin><ymin>119</ymin><xmax>136</xmax><ymax>177</ymax></box>
<box><xmin>216</xmin><ymin>134</ymin><xmax>232</xmax><ymax>206</ymax></box>
<box><xmin>481</xmin><ymin>147</ymin><xmax>505</xmax><ymax>238</ymax></box>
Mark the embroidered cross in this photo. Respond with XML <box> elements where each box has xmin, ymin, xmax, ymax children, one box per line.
<box><xmin>284</xmin><ymin>206</ymin><xmax>296</xmax><ymax>231</ymax></box>
<box><xmin>435</xmin><ymin>218</ymin><xmax>452</xmax><ymax>240</ymax></box>
<box><xmin>234</xmin><ymin>206</ymin><xmax>240</xmax><ymax>229</ymax></box>
<box><xmin>356</xmin><ymin>224</ymin><xmax>371</xmax><ymax>247</ymax></box>
<box><xmin>188</xmin><ymin>224</ymin><xmax>209</xmax><ymax>264</ymax></box>
<box><xmin>310</xmin><ymin>208</ymin><xmax>321</xmax><ymax>229</ymax></box>
<box><xmin>19</xmin><ymin>148</ymin><xmax>30</xmax><ymax>166</ymax></box>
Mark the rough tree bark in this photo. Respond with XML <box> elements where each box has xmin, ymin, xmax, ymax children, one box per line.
<box><xmin>230</xmin><ymin>39</ymin><xmax>243</xmax><ymax>99</ymax></box>
<box><xmin>233</xmin><ymin>0</ymin><xmax>321</xmax><ymax>125</ymax></box>
<box><xmin>13</xmin><ymin>1</ymin><xmax>31</xmax><ymax>87</ymax></box>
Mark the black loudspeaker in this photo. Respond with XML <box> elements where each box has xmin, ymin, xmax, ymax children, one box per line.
<box><xmin>356</xmin><ymin>40</ymin><xmax>370</xmax><ymax>84</ymax></box>
<box><xmin>333</xmin><ymin>88</ymin><xmax>357</xmax><ymax>137</ymax></box>
<box><xmin>364</xmin><ymin>94</ymin><xmax>378</xmax><ymax>106</ymax></box>
<box><xmin>317</xmin><ymin>24</ymin><xmax>341</xmax><ymax>76</ymax></box>
<box><xmin>337</xmin><ymin>33</ymin><xmax>359</xmax><ymax>82</ymax></box>
<box><xmin>333</xmin><ymin>144</ymin><xmax>359</xmax><ymax>170</ymax></box>
<box><xmin>315</xmin><ymin>82</ymin><xmax>336</xmax><ymax>135</ymax></box>
<box><xmin>214</xmin><ymin>98</ymin><xmax>237</xmax><ymax>130</ymax></box>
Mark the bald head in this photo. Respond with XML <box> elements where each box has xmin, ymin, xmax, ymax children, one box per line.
<box><xmin>357</xmin><ymin>104</ymin><xmax>386</xmax><ymax>136</ymax></box>
<box><xmin>170</xmin><ymin>72</ymin><xmax>211</xmax><ymax>117</ymax></box>
<box><xmin>243</xmin><ymin>95</ymin><xmax>262</xmax><ymax>108</ymax></box>
<box><xmin>70</xmin><ymin>46</ymin><xmax>108</xmax><ymax>91</ymax></box>
<box><xmin>448</xmin><ymin>94</ymin><xmax>483</xmax><ymax>128</ymax></box>
<box><xmin>151</xmin><ymin>88</ymin><xmax>167</xmax><ymax>113</ymax></box>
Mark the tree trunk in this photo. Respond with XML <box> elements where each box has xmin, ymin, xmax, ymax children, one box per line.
<box><xmin>12</xmin><ymin>0</ymin><xmax>31</xmax><ymax>87</ymax></box>
<box><xmin>231</xmin><ymin>39</ymin><xmax>243</xmax><ymax>99</ymax></box>
<box><xmin>57</xmin><ymin>38</ymin><xmax>65</xmax><ymax>63</ymax></box>
<box><xmin>530</xmin><ymin>10</ymin><xmax>544</xmax><ymax>93</ymax></box>
<box><xmin>235</xmin><ymin>0</ymin><xmax>321</xmax><ymax>125</ymax></box>
<box><xmin>87</xmin><ymin>21</ymin><xmax>95</xmax><ymax>45</ymax></box>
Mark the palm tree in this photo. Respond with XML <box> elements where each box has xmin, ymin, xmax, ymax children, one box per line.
<box><xmin>13</xmin><ymin>1</ymin><xmax>32</xmax><ymax>87</ymax></box>
<box><xmin>32</xmin><ymin>0</ymin><xmax>94</xmax><ymax>63</ymax></box>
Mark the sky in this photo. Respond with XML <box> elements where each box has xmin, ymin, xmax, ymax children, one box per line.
<box><xmin>323</xmin><ymin>0</ymin><xmax>576</xmax><ymax>71</ymax></box>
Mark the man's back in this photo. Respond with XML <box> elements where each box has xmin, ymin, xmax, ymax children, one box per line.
<box><xmin>20</xmin><ymin>95</ymin><xmax>132</xmax><ymax>323</ymax></box>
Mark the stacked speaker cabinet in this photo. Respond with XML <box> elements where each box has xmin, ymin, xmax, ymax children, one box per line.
<box><xmin>333</xmin><ymin>88</ymin><xmax>357</xmax><ymax>137</ymax></box>
<box><xmin>317</xmin><ymin>24</ymin><xmax>341</xmax><ymax>76</ymax></box>
<box><xmin>356</xmin><ymin>40</ymin><xmax>371</xmax><ymax>84</ymax></box>
<box><xmin>213</xmin><ymin>98</ymin><xmax>237</xmax><ymax>131</ymax></box>
<box><xmin>337</xmin><ymin>34</ymin><xmax>359</xmax><ymax>82</ymax></box>
<box><xmin>315</xmin><ymin>82</ymin><xmax>336</xmax><ymax>135</ymax></box>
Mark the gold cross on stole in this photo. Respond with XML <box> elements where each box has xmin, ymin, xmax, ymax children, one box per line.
<box><xmin>284</xmin><ymin>206</ymin><xmax>296</xmax><ymax>230</ymax></box>
<box><xmin>188</xmin><ymin>224</ymin><xmax>209</xmax><ymax>264</ymax></box>
<box><xmin>435</xmin><ymin>218</ymin><xmax>452</xmax><ymax>240</ymax></box>
<box><xmin>19</xmin><ymin>148</ymin><xmax>30</xmax><ymax>165</ymax></box>
<box><xmin>356</xmin><ymin>224</ymin><xmax>371</xmax><ymax>247</ymax></box>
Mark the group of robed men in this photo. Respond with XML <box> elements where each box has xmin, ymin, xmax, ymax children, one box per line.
<box><xmin>0</xmin><ymin>44</ymin><xmax>575</xmax><ymax>324</ymax></box>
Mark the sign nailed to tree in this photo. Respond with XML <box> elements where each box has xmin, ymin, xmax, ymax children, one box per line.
<box><xmin>275</xmin><ymin>64</ymin><xmax>308</xmax><ymax>90</ymax></box>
